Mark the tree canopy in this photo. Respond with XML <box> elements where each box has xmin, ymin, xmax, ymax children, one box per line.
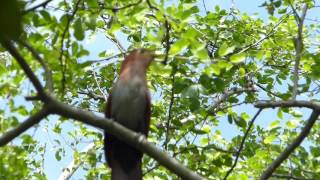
<box><xmin>0</xmin><ymin>0</ymin><xmax>320</xmax><ymax>179</ymax></box>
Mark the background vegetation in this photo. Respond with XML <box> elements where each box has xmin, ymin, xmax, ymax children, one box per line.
<box><xmin>0</xmin><ymin>0</ymin><xmax>320</xmax><ymax>179</ymax></box>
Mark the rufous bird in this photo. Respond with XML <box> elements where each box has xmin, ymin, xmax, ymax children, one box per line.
<box><xmin>104</xmin><ymin>49</ymin><xmax>155</xmax><ymax>180</ymax></box>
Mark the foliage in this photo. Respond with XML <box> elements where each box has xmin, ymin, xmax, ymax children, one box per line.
<box><xmin>0</xmin><ymin>0</ymin><xmax>320</xmax><ymax>179</ymax></box>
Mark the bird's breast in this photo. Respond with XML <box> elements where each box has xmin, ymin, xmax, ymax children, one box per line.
<box><xmin>110</xmin><ymin>76</ymin><xmax>147</xmax><ymax>130</ymax></box>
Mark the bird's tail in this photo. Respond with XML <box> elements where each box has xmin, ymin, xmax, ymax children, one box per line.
<box><xmin>105</xmin><ymin>132</ymin><xmax>143</xmax><ymax>180</ymax></box>
<box><xmin>111</xmin><ymin>159</ymin><xmax>142</xmax><ymax>180</ymax></box>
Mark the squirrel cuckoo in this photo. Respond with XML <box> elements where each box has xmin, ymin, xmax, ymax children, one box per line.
<box><xmin>104</xmin><ymin>49</ymin><xmax>155</xmax><ymax>180</ymax></box>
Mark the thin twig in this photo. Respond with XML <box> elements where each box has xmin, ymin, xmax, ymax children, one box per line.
<box><xmin>288</xmin><ymin>1</ymin><xmax>300</xmax><ymax>23</ymax></box>
<box><xmin>89</xmin><ymin>53</ymin><xmax>123</xmax><ymax>63</ymax></box>
<box><xmin>223</xmin><ymin>109</ymin><xmax>263</xmax><ymax>179</ymax></box>
<box><xmin>105</xmin><ymin>34</ymin><xmax>125</xmax><ymax>53</ymax></box>
<box><xmin>202</xmin><ymin>0</ymin><xmax>208</xmax><ymax>13</ymax></box>
<box><xmin>102</xmin><ymin>0</ymin><xmax>142</xmax><ymax>12</ymax></box>
<box><xmin>162</xmin><ymin>19</ymin><xmax>171</xmax><ymax>65</ymax></box>
<box><xmin>260</xmin><ymin>110</ymin><xmax>320</xmax><ymax>179</ymax></box>
<box><xmin>78</xmin><ymin>91</ymin><xmax>105</xmax><ymax>101</ymax></box>
<box><xmin>210</xmin><ymin>87</ymin><xmax>255</xmax><ymax>114</ymax></box>
<box><xmin>292</xmin><ymin>4</ymin><xmax>308</xmax><ymax>100</ymax></box>
<box><xmin>58</xmin><ymin>143</ymin><xmax>95</xmax><ymax>180</ymax></box>
<box><xmin>59</xmin><ymin>0</ymin><xmax>82</xmax><ymax>93</ymax></box>
<box><xmin>164</xmin><ymin>74</ymin><xmax>175</xmax><ymax>150</ymax></box>
<box><xmin>93</xmin><ymin>71</ymin><xmax>108</xmax><ymax>101</ymax></box>
<box><xmin>23</xmin><ymin>0</ymin><xmax>53</xmax><ymax>15</ymax></box>
<box><xmin>254</xmin><ymin>82</ymin><xmax>281</xmax><ymax>98</ymax></box>
<box><xmin>146</xmin><ymin>0</ymin><xmax>171</xmax><ymax>65</ymax></box>
<box><xmin>237</xmin><ymin>12</ymin><xmax>291</xmax><ymax>54</ymax></box>
<box><xmin>18</xmin><ymin>39</ymin><xmax>54</xmax><ymax>92</ymax></box>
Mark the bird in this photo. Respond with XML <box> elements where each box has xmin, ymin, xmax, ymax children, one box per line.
<box><xmin>104</xmin><ymin>49</ymin><xmax>155</xmax><ymax>180</ymax></box>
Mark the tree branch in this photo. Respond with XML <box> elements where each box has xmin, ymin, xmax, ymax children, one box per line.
<box><xmin>292</xmin><ymin>4</ymin><xmax>308</xmax><ymax>99</ymax></box>
<box><xmin>223</xmin><ymin>109</ymin><xmax>263</xmax><ymax>179</ymax></box>
<box><xmin>78</xmin><ymin>91</ymin><xmax>105</xmax><ymax>101</ymax></box>
<box><xmin>47</xmin><ymin>97</ymin><xmax>205</xmax><ymax>180</ymax></box>
<box><xmin>272</xmin><ymin>173</ymin><xmax>314</xmax><ymax>180</ymax></box>
<box><xmin>260</xmin><ymin>110</ymin><xmax>320</xmax><ymax>179</ymax></box>
<box><xmin>254</xmin><ymin>82</ymin><xmax>282</xmax><ymax>98</ymax></box>
<box><xmin>93</xmin><ymin>71</ymin><xmax>108</xmax><ymax>101</ymax></box>
<box><xmin>209</xmin><ymin>87</ymin><xmax>255</xmax><ymax>114</ymax></box>
<box><xmin>0</xmin><ymin>38</ymin><xmax>47</xmax><ymax>100</ymax></box>
<box><xmin>0</xmin><ymin>106</ymin><xmax>50</xmax><ymax>146</ymax></box>
<box><xmin>18</xmin><ymin>39</ymin><xmax>54</xmax><ymax>92</ymax></box>
<box><xmin>58</xmin><ymin>143</ymin><xmax>95</xmax><ymax>180</ymax></box>
<box><xmin>255</xmin><ymin>100</ymin><xmax>320</xmax><ymax>110</ymax></box>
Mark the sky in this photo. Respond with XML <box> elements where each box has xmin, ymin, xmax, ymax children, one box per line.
<box><xmin>2</xmin><ymin>0</ymin><xmax>320</xmax><ymax>179</ymax></box>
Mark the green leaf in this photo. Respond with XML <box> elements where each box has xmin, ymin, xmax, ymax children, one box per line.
<box><xmin>109</xmin><ymin>22</ymin><xmax>121</xmax><ymax>33</ymax></box>
<box><xmin>86</xmin><ymin>0</ymin><xmax>99</xmax><ymax>8</ymax></box>
<box><xmin>286</xmin><ymin>119</ymin><xmax>299</xmax><ymax>129</ymax></box>
<box><xmin>182</xmin><ymin>84</ymin><xmax>203</xmax><ymax>99</ymax></box>
<box><xmin>218</xmin><ymin>43</ymin><xmax>235</xmax><ymax>57</ymax></box>
<box><xmin>239</xmin><ymin>67</ymin><xmax>245</xmax><ymax>77</ymax></box>
<box><xmin>55</xmin><ymin>149</ymin><xmax>62</xmax><ymax>161</ymax></box>
<box><xmin>240</xmin><ymin>112</ymin><xmax>250</xmax><ymax>121</ymax></box>
<box><xmin>273</xmin><ymin>0</ymin><xmax>281</xmax><ymax>7</ymax></box>
<box><xmin>195</xmin><ymin>48</ymin><xmax>210</xmax><ymax>62</ymax></box>
<box><xmin>311</xmin><ymin>146</ymin><xmax>320</xmax><ymax>157</ymax></box>
<box><xmin>255</xmin><ymin>50</ymin><xmax>264</xmax><ymax>60</ymax></box>
<box><xmin>200</xmin><ymin>137</ymin><xmax>209</xmax><ymax>145</ymax></box>
<box><xmin>230</xmin><ymin>53</ymin><xmax>246</xmax><ymax>63</ymax></box>
<box><xmin>268</xmin><ymin>120</ymin><xmax>280</xmax><ymax>130</ymax></box>
<box><xmin>40</xmin><ymin>10</ymin><xmax>51</xmax><ymax>21</ymax></box>
<box><xmin>202</xmin><ymin>125</ymin><xmax>211</xmax><ymax>134</ymax></box>
<box><xmin>170</xmin><ymin>39</ymin><xmax>189</xmax><ymax>55</ymax></box>
<box><xmin>264</xmin><ymin>134</ymin><xmax>277</xmax><ymax>144</ymax></box>
<box><xmin>74</xmin><ymin>18</ymin><xmax>85</xmax><ymax>41</ymax></box>
<box><xmin>205</xmin><ymin>64</ymin><xmax>220</xmax><ymax>75</ymax></box>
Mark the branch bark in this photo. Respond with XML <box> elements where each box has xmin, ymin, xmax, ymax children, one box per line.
<box><xmin>255</xmin><ymin>100</ymin><xmax>320</xmax><ymax>110</ymax></box>
<box><xmin>0</xmin><ymin>106</ymin><xmax>50</xmax><ymax>146</ymax></box>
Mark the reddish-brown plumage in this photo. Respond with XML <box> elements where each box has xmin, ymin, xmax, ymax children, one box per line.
<box><xmin>104</xmin><ymin>49</ymin><xmax>154</xmax><ymax>180</ymax></box>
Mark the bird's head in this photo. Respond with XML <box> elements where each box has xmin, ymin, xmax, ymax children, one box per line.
<box><xmin>120</xmin><ymin>49</ymin><xmax>156</xmax><ymax>74</ymax></box>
